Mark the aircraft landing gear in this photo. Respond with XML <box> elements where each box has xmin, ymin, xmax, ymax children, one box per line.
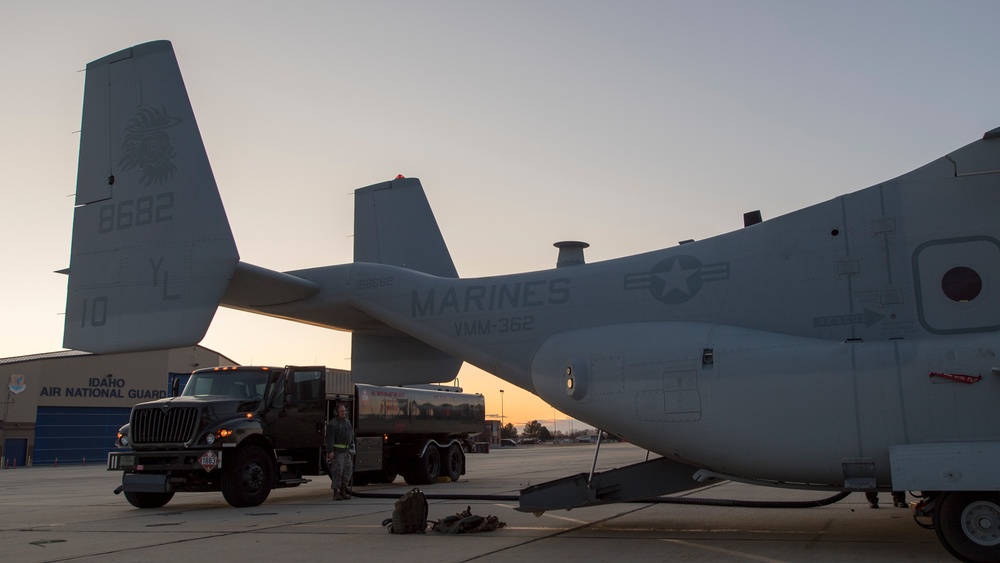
<box><xmin>933</xmin><ymin>492</ymin><xmax>1000</xmax><ymax>563</ymax></box>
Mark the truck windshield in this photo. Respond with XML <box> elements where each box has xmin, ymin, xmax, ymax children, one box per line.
<box><xmin>181</xmin><ymin>370</ymin><xmax>271</xmax><ymax>399</ymax></box>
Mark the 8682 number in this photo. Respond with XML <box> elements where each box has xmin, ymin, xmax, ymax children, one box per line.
<box><xmin>98</xmin><ymin>192</ymin><xmax>174</xmax><ymax>234</ymax></box>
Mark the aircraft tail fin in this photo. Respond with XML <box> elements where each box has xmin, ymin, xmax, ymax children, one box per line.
<box><xmin>353</xmin><ymin>177</ymin><xmax>458</xmax><ymax>277</ymax></box>
<box><xmin>350</xmin><ymin>176</ymin><xmax>462</xmax><ymax>384</ymax></box>
<box><xmin>351</xmin><ymin>333</ymin><xmax>463</xmax><ymax>386</ymax></box>
<box><xmin>63</xmin><ymin>41</ymin><xmax>239</xmax><ymax>354</ymax></box>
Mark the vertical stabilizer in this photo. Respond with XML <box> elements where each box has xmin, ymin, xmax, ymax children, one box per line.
<box><xmin>351</xmin><ymin>333</ymin><xmax>463</xmax><ymax>385</ymax></box>
<box><xmin>63</xmin><ymin>41</ymin><xmax>238</xmax><ymax>353</ymax></box>
<box><xmin>351</xmin><ymin>176</ymin><xmax>462</xmax><ymax>384</ymax></box>
<box><xmin>354</xmin><ymin>177</ymin><xmax>458</xmax><ymax>277</ymax></box>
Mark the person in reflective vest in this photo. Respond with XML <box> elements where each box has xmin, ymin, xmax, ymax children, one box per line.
<box><xmin>326</xmin><ymin>404</ymin><xmax>355</xmax><ymax>500</ymax></box>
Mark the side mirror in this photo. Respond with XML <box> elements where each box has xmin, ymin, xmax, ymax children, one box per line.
<box><xmin>171</xmin><ymin>377</ymin><xmax>181</xmax><ymax>397</ymax></box>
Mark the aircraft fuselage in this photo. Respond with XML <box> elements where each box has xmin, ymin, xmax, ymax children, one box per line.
<box><xmin>243</xmin><ymin>149</ymin><xmax>1000</xmax><ymax>487</ymax></box>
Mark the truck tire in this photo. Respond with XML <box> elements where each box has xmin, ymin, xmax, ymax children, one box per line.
<box><xmin>443</xmin><ymin>444</ymin><xmax>463</xmax><ymax>482</ymax></box>
<box><xmin>222</xmin><ymin>445</ymin><xmax>274</xmax><ymax>507</ymax></box>
<box><xmin>123</xmin><ymin>490</ymin><xmax>174</xmax><ymax>509</ymax></box>
<box><xmin>405</xmin><ymin>447</ymin><xmax>441</xmax><ymax>485</ymax></box>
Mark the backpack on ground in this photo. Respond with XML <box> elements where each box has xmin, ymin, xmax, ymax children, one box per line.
<box><xmin>382</xmin><ymin>488</ymin><xmax>428</xmax><ymax>534</ymax></box>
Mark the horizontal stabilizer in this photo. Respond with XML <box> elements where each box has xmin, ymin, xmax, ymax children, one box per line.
<box><xmin>222</xmin><ymin>262</ymin><xmax>320</xmax><ymax>309</ymax></box>
<box><xmin>63</xmin><ymin>41</ymin><xmax>238</xmax><ymax>353</ymax></box>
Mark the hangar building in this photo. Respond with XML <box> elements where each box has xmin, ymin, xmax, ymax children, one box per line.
<box><xmin>0</xmin><ymin>346</ymin><xmax>234</xmax><ymax>468</ymax></box>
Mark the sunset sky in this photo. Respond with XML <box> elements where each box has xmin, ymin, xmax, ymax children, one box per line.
<box><xmin>3</xmin><ymin>1</ymin><xmax>1000</xmax><ymax>430</ymax></box>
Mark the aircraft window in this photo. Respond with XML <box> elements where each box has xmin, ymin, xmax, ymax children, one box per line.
<box><xmin>941</xmin><ymin>266</ymin><xmax>982</xmax><ymax>302</ymax></box>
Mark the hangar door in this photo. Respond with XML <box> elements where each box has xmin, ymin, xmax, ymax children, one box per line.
<box><xmin>33</xmin><ymin>406</ymin><xmax>131</xmax><ymax>465</ymax></box>
<box><xmin>3</xmin><ymin>438</ymin><xmax>27</xmax><ymax>468</ymax></box>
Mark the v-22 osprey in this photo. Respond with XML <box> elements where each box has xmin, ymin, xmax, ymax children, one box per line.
<box><xmin>62</xmin><ymin>41</ymin><xmax>1000</xmax><ymax>562</ymax></box>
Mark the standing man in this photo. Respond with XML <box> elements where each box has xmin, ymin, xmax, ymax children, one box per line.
<box><xmin>326</xmin><ymin>404</ymin><xmax>354</xmax><ymax>501</ymax></box>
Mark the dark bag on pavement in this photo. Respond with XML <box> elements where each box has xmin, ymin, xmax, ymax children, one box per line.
<box><xmin>382</xmin><ymin>488</ymin><xmax>428</xmax><ymax>534</ymax></box>
<box><xmin>431</xmin><ymin>506</ymin><xmax>506</xmax><ymax>533</ymax></box>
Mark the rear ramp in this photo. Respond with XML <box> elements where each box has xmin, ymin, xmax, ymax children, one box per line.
<box><xmin>517</xmin><ymin>457</ymin><xmax>716</xmax><ymax>513</ymax></box>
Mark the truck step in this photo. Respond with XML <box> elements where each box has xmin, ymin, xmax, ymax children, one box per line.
<box><xmin>276</xmin><ymin>458</ymin><xmax>307</xmax><ymax>466</ymax></box>
<box><xmin>278</xmin><ymin>477</ymin><xmax>310</xmax><ymax>486</ymax></box>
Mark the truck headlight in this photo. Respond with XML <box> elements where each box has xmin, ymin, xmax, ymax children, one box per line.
<box><xmin>205</xmin><ymin>428</ymin><xmax>234</xmax><ymax>445</ymax></box>
<box><xmin>116</xmin><ymin>424</ymin><xmax>131</xmax><ymax>448</ymax></box>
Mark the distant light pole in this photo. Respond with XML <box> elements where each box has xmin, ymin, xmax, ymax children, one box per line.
<box><xmin>500</xmin><ymin>390</ymin><xmax>504</xmax><ymax>438</ymax></box>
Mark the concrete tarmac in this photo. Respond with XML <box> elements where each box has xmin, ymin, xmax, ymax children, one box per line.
<box><xmin>0</xmin><ymin>443</ymin><xmax>956</xmax><ymax>562</ymax></box>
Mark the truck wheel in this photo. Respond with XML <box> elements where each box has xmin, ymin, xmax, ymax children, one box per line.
<box><xmin>123</xmin><ymin>490</ymin><xmax>174</xmax><ymax>509</ymax></box>
<box><xmin>934</xmin><ymin>491</ymin><xmax>1000</xmax><ymax>563</ymax></box>
<box><xmin>443</xmin><ymin>444</ymin><xmax>463</xmax><ymax>482</ymax></box>
<box><xmin>407</xmin><ymin>447</ymin><xmax>441</xmax><ymax>485</ymax></box>
<box><xmin>222</xmin><ymin>445</ymin><xmax>274</xmax><ymax>507</ymax></box>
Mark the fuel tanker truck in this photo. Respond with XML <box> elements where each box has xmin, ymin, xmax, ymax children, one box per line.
<box><xmin>107</xmin><ymin>365</ymin><xmax>485</xmax><ymax>508</ymax></box>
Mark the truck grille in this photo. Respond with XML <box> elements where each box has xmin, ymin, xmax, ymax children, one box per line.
<box><xmin>131</xmin><ymin>406</ymin><xmax>199</xmax><ymax>444</ymax></box>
